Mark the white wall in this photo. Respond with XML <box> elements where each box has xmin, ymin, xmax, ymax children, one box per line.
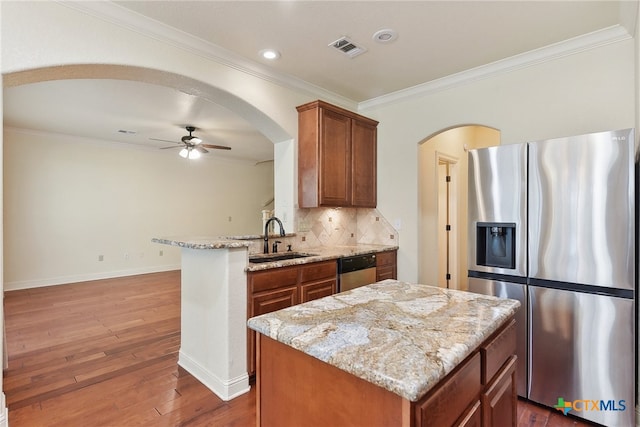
<box><xmin>3</xmin><ymin>2</ymin><xmax>636</xmax><ymax>287</ymax></box>
<box><xmin>365</xmin><ymin>39</ymin><xmax>636</xmax><ymax>283</ymax></box>
<box><xmin>3</xmin><ymin>128</ymin><xmax>273</xmax><ymax>290</ymax></box>
<box><xmin>418</xmin><ymin>126</ymin><xmax>499</xmax><ymax>289</ymax></box>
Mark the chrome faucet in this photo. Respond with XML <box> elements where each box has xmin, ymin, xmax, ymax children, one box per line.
<box><xmin>264</xmin><ymin>217</ymin><xmax>285</xmax><ymax>254</ymax></box>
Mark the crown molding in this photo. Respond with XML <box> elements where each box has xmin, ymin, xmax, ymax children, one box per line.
<box><xmin>59</xmin><ymin>2</ymin><xmax>632</xmax><ymax>114</ymax></box>
<box><xmin>59</xmin><ymin>1</ymin><xmax>356</xmax><ymax>109</ymax></box>
<box><xmin>358</xmin><ymin>25</ymin><xmax>632</xmax><ymax>111</ymax></box>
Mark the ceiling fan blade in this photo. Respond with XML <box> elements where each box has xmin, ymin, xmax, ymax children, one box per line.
<box><xmin>196</xmin><ymin>146</ymin><xmax>209</xmax><ymax>154</ymax></box>
<box><xmin>159</xmin><ymin>145</ymin><xmax>182</xmax><ymax>150</ymax></box>
<box><xmin>201</xmin><ymin>144</ymin><xmax>231</xmax><ymax>150</ymax></box>
<box><xmin>150</xmin><ymin>137</ymin><xmax>181</xmax><ymax>144</ymax></box>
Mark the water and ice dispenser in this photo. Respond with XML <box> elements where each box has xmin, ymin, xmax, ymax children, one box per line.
<box><xmin>475</xmin><ymin>222</ymin><xmax>516</xmax><ymax>269</ymax></box>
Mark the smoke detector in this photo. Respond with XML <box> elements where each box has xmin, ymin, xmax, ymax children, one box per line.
<box><xmin>372</xmin><ymin>29</ymin><xmax>398</xmax><ymax>44</ymax></box>
<box><xmin>328</xmin><ymin>36</ymin><xmax>367</xmax><ymax>58</ymax></box>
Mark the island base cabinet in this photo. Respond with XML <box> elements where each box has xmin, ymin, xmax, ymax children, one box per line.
<box><xmin>257</xmin><ymin>335</ymin><xmax>409</xmax><ymax>427</ymax></box>
<box><xmin>255</xmin><ymin>317</ymin><xmax>517</xmax><ymax>427</ymax></box>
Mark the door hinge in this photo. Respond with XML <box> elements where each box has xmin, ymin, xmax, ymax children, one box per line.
<box><xmin>446</xmin><ymin>224</ymin><xmax>451</xmax><ymax>231</ymax></box>
<box><xmin>446</xmin><ymin>175</ymin><xmax>451</xmax><ymax>182</ymax></box>
<box><xmin>446</xmin><ymin>273</ymin><xmax>451</xmax><ymax>280</ymax></box>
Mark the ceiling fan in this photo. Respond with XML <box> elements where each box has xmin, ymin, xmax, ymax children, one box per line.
<box><xmin>151</xmin><ymin>126</ymin><xmax>231</xmax><ymax>159</ymax></box>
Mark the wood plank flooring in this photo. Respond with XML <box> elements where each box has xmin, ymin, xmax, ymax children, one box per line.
<box><xmin>3</xmin><ymin>271</ymin><xmax>596</xmax><ymax>426</ymax></box>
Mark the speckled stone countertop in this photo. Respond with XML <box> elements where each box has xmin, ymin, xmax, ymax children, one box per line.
<box><xmin>152</xmin><ymin>236</ymin><xmax>254</xmax><ymax>250</ymax></box>
<box><xmin>245</xmin><ymin>244</ymin><xmax>398</xmax><ymax>271</ymax></box>
<box><xmin>152</xmin><ymin>236</ymin><xmax>397</xmax><ymax>271</ymax></box>
<box><xmin>247</xmin><ymin>280</ymin><xmax>520</xmax><ymax>402</ymax></box>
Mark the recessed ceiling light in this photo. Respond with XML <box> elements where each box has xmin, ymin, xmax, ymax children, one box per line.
<box><xmin>372</xmin><ymin>29</ymin><xmax>398</xmax><ymax>44</ymax></box>
<box><xmin>259</xmin><ymin>49</ymin><xmax>280</xmax><ymax>60</ymax></box>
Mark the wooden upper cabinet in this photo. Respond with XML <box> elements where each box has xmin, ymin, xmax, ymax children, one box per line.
<box><xmin>297</xmin><ymin>100</ymin><xmax>378</xmax><ymax>208</ymax></box>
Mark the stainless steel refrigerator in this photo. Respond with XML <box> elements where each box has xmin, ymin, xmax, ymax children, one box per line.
<box><xmin>468</xmin><ymin>129</ymin><xmax>636</xmax><ymax>426</ymax></box>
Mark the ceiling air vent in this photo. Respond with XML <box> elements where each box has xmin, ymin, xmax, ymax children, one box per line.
<box><xmin>329</xmin><ymin>36</ymin><xmax>367</xmax><ymax>58</ymax></box>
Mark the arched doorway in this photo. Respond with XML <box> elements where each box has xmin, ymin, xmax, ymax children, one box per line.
<box><xmin>417</xmin><ymin>125</ymin><xmax>499</xmax><ymax>290</ymax></box>
<box><xmin>3</xmin><ymin>64</ymin><xmax>296</xmax><ymax>284</ymax></box>
<box><xmin>4</xmin><ymin>64</ymin><xmax>291</xmax><ymax>144</ymax></box>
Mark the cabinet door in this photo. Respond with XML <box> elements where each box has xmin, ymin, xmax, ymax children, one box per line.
<box><xmin>351</xmin><ymin>119</ymin><xmax>377</xmax><ymax>207</ymax></box>
<box><xmin>481</xmin><ymin>355</ymin><xmax>517</xmax><ymax>427</ymax></box>
<box><xmin>376</xmin><ymin>250</ymin><xmax>397</xmax><ymax>281</ymax></box>
<box><xmin>248</xmin><ymin>287</ymin><xmax>298</xmax><ymax>376</ymax></box>
<box><xmin>414</xmin><ymin>352</ymin><xmax>481</xmax><ymax>427</ymax></box>
<box><xmin>455</xmin><ymin>401</ymin><xmax>481</xmax><ymax>427</ymax></box>
<box><xmin>319</xmin><ymin>108</ymin><xmax>351</xmax><ymax>206</ymax></box>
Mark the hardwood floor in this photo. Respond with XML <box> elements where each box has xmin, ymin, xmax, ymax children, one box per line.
<box><xmin>3</xmin><ymin>271</ymin><xmax>595</xmax><ymax>426</ymax></box>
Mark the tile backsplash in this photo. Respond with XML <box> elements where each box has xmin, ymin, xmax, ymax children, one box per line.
<box><xmin>294</xmin><ymin>207</ymin><xmax>398</xmax><ymax>249</ymax></box>
<box><xmin>247</xmin><ymin>208</ymin><xmax>398</xmax><ymax>254</ymax></box>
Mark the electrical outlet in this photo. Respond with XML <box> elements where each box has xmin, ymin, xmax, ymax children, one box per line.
<box><xmin>124</xmin><ymin>253</ymin><xmax>129</xmax><ymax>260</ymax></box>
<box><xmin>98</xmin><ymin>255</ymin><xmax>104</xmax><ymax>262</ymax></box>
<box><xmin>159</xmin><ymin>250</ymin><xmax>164</xmax><ymax>256</ymax></box>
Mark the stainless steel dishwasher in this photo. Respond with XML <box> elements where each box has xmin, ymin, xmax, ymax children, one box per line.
<box><xmin>338</xmin><ymin>254</ymin><xmax>377</xmax><ymax>292</ymax></box>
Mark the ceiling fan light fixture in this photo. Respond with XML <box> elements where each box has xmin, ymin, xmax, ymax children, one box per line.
<box><xmin>179</xmin><ymin>147</ymin><xmax>201</xmax><ymax>159</ymax></box>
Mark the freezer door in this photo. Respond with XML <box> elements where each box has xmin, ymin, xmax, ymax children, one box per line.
<box><xmin>529</xmin><ymin>286</ymin><xmax>635</xmax><ymax>426</ymax></box>
<box><xmin>468</xmin><ymin>277</ymin><xmax>527</xmax><ymax>397</ymax></box>
<box><xmin>468</xmin><ymin>143</ymin><xmax>527</xmax><ymax>277</ymax></box>
<box><xmin>528</xmin><ymin>128</ymin><xmax>635</xmax><ymax>289</ymax></box>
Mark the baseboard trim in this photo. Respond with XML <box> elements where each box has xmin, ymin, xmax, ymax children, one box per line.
<box><xmin>4</xmin><ymin>265</ymin><xmax>181</xmax><ymax>291</ymax></box>
<box><xmin>0</xmin><ymin>392</ymin><xmax>7</xmax><ymax>427</ymax></box>
<box><xmin>178</xmin><ymin>350</ymin><xmax>250</xmax><ymax>402</ymax></box>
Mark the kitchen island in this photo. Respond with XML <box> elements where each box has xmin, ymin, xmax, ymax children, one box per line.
<box><xmin>248</xmin><ymin>280</ymin><xmax>520</xmax><ymax>427</ymax></box>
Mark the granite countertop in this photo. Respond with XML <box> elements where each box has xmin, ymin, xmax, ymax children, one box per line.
<box><xmin>245</xmin><ymin>244</ymin><xmax>398</xmax><ymax>271</ymax></box>
<box><xmin>151</xmin><ymin>236</ymin><xmax>256</xmax><ymax>249</ymax></box>
<box><xmin>247</xmin><ymin>280</ymin><xmax>520</xmax><ymax>402</ymax></box>
<box><xmin>152</xmin><ymin>236</ymin><xmax>397</xmax><ymax>271</ymax></box>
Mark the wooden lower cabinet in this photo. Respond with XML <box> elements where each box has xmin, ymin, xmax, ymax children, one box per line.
<box><xmin>415</xmin><ymin>352</ymin><xmax>482</xmax><ymax>427</ymax></box>
<box><xmin>300</xmin><ymin>278</ymin><xmax>335</xmax><ymax>302</ymax></box>
<box><xmin>255</xmin><ymin>317</ymin><xmax>517</xmax><ymax>427</ymax></box>
<box><xmin>376</xmin><ymin>250</ymin><xmax>397</xmax><ymax>281</ymax></box>
<box><xmin>457</xmin><ymin>401</ymin><xmax>482</xmax><ymax>427</ymax></box>
<box><xmin>481</xmin><ymin>356</ymin><xmax>517</xmax><ymax>427</ymax></box>
<box><xmin>247</xmin><ymin>260</ymin><xmax>337</xmax><ymax>376</ymax></box>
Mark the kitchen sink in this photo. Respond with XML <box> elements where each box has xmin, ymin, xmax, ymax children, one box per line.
<box><xmin>249</xmin><ymin>252</ymin><xmax>317</xmax><ymax>263</ymax></box>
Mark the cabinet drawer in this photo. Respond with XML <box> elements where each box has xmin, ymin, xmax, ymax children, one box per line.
<box><xmin>481</xmin><ymin>319</ymin><xmax>516</xmax><ymax>385</ymax></box>
<box><xmin>299</xmin><ymin>260</ymin><xmax>337</xmax><ymax>282</ymax></box>
<box><xmin>415</xmin><ymin>352</ymin><xmax>482</xmax><ymax>427</ymax></box>
<box><xmin>376</xmin><ymin>250</ymin><xmax>396</xmax><ymax>266</ymax></box>
<box><xmin>301</xmin><ymin>278</ymin><xmax>336</xmax><ymax>303</ymax></box>
<box><xmin>376</xmin><ymin>265</ymin><xmax>396</xmax><ymax>281</ymax></box>
<box><xmin>249</xmin><ymin>267</ymin><xmax>298</xmax><ymax>293</ymax></box>
<box><xmin>252</xmin><ymin>287</ymin><xmax>298</xmax><ymax>316</ymax></box>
